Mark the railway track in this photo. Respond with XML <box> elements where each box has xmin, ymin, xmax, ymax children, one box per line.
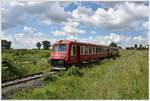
<box><xmin>2</xmin><ymin>71</ymin><xmax>60</xmax><ymax>99</ymax></box>
<box><xmin>2</xmin><ymin>72</ymin><xmax>44</xmax><ymax>99</ymax></box>
<box><xmin>2</xmin><ymin>72</ymin><xmax>43</xmax><ymax>88</ymax></box>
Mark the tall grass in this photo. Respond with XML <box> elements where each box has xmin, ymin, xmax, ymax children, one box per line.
<box><xmin>2</xmin><ymin>49</ymin><xmax>51</xmax><ymax>81</ymax></box>
<box><xmin>12</xmin><ymin>50</ymin><xmax>148</xmax><ymax>99</ymax></box>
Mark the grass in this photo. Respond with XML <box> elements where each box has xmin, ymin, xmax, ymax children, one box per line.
<box><xmin>2</xmin><ymin>49</ymin><xmax>51</xmax><ymax>81</ymax></box>
<box><xmin>9</xmin><ymin>50</ymin><xmax>149</xmax><ymax>99</ymax></box>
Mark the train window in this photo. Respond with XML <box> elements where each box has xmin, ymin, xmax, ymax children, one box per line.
<box><xmin>102</xmin><ymin>48</ymin><xmax>104</xmax><ymax>52</ymax></box>
<box><xmin>87</xmin><ymin>47</ymin><xmax>89</xmax><ymax>54</ymax></box>
<box><xmin>52</xmin><ymin>45</ymin><xmax>58</xmax><ymax>52</ymax></box>
<box><xmin>92</xmin><ymin>47</ymin><xmax>94</xmax><ymax>54</ymax></box>
<box><xmin>89</xmin><ymin>47</ymin><xmax>92</xmax><ymax>54</ymax></box>
<box><xmin>80</xmin><ymin>46</ymin><xmax>83</xmax><ymax>55</ymax></box>
<box><xmin>71</xmin><ymin>45</ymin><xmax>76</xmax><ymax>56</ymax></box>
<box><xmin>96</xmin><ymin>47</ymin><xmax>98</xmax><ymax>53</ymax></box>
<box><xmin>85</xmin><ymin>46</ymin><xmax>88</xmax><ymax>54</ymax></box>
<box><xmin>58</xmin><ymin>44</ymin><xmax>67</xmax><ymax>52</ymax></box>
<box><xmin>96</xmin><ymin>47</ymin><xmax>97</xmax><ymax>53</ymax></box>
<box><xmin>83</xmin><ymin>46</ymin><xmax>85</xmax><ymax>55</ymax></box>
<box><xmin>93</xmin><ymin>47</ymin><xmax>95</xmax><ymax>54</ymax></box>
<box><xmin>99</xmin><ymin>48</ymin><xmax>101</xmax><ymax>52</ymax></box>
<box><xmin>94</xmin><ymin>47</ymin><xmax>96</xmax><ymax>54</ymax></box>
<box><xmin>52</xmin><ymin>44</ymin><xmax>67</xmax><ymax>52</ymax></box>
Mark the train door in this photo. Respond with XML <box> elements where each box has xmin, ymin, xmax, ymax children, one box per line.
<box><xmin>70</xmin><ymin>45</ymin><xmax>77</xmax><ymax>63</ymax></box>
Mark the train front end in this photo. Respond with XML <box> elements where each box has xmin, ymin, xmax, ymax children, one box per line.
<box><xmin>50</xmin><ymin>41</ymin><xmax>69</xmax><ymax>70</ymax></box>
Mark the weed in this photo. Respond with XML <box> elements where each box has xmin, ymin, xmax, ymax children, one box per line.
<box><xmin>66</xmin><ymin>65</ymin><xmax>83</xmax><ymax>76</ymax></box>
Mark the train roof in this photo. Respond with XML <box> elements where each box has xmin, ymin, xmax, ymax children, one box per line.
<box><xmin>53</xmin><ymin>40</ymin><xmax>118</xmax><ymax>48</ymax></box>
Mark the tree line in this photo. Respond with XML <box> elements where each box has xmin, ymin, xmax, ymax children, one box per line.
<box><xmin>109</xmin><ymin>42</ymin><xmax>148</xmax><ymax>50</ymax></box>
<box><xmin>126</xmin><ymin>44</ymin><xmax>149</xmax><ymax>50</ymax></box>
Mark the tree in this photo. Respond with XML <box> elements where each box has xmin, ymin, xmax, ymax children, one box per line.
<box><xmin>135</xmin><ymin>44</ymin><xmax>137</xmax><ymax>48</ymax></box>
<box><xmin>2</xmin><ymin>40</ymin><xmax>11</xmax><ymax>49</ymax></box>
<box><xmin>118</xmin><ymin>46</ymin><xmax>122</xmax><ymax>50</ymax></box>
<box><xmin>36</xmin><ymin>42</ymin><xmax>41</xmax><ymax>49</ymax></box>
<box><xmin>139</xmin><ymin>44</ymin><xmax>143</xmax><ymax>49</ymax></box>
<box><xmin>109</xmin><ymin>42</ymin><xmax>117</xmax><ymax>47</ymax></box>
<box><xmin>42</xmin><ymin>40</ymin><xmax>51</xmax><ymax>50</ymax></box>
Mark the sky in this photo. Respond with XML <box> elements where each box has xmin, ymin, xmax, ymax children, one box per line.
<box><xmin>1</xmin><ymin>1</ymin><xmax>149</xmax><ymax>49</ymax></box>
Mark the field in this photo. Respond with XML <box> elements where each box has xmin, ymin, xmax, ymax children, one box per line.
<box><xmin>2</xmin><ymin>49</ymin><xmax>51</xmax><ymax>81</ymax></box>
<box><xmin>3</xmin><ymin>50</ymin><xmax>148</xmax><ymax>99</ymax></box>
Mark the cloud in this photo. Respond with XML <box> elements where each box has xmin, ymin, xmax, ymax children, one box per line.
<box><xmin>2</xmin><ymin>1</ymin><xmax>148</xmax><ymax>49</ymax></box>
<box><xmin>1</xmin><ymin>7</ymin><xmax>25</xmax><ymax>29</ymax></box>
<box><xmin>2</xmin><ymin>1</ymin><xmax>72</xmax><ymax>29</ymax></box>
<box><xmin>90</xmin><ymin>31</ymin><xmax>97</xmax><ymax>35</ymax></box>
<box><xmin>54</xmin><ymin>31</ymin><xmax>66</xmax><ymax>36</ymax></box>
<box><xmin>72</xmin><ymin>2</ymin><xmax>148</xmax><ymax>32</ymax></box>
<box><xmin>24</xmin><ymin>26</ymin><xmax>37</xmax><ymax>33</ymax></box>
<box><xmin>73</xmin><ymin>6</ymin><xmax>94</xmax><ymax>17</ymax></box>
<box><xmin>2</xmin><ymin>26</ymin><xmax>45</xmax><ymax>49</ymax></box>
<box><xmin>53</xmin><ymin>19</ymin><xmax>86</xmax><ymax>36</ymax></box>
<box><xmin>141</xmin><ymin>21</ymin><xmax>148</xmax><ymax>30</ymax></box>
<box><xmin>2</xmin><ymin>1</ymin><xmax>148</xmax><ymax>33</ymax></box>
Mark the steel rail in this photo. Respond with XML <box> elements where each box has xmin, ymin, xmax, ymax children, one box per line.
<box><xmin>2</xmin><ymin>72</ymin><xmax>43</xmax><ymax>88</ymax></box>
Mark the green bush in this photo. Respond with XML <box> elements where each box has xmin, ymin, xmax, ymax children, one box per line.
<box><xmin>2</xmin><ymin>58</ymin><xmax>25</xmax><ymax>81</ymax></box>
<box><xmin>66</xmin><ymin>65</ymin><xmax>83</xmax><ymax>76</ymax></box>
<box><xmin>43</xmin><ymin>72</ymin><xmax>57</xmax><ymax>82</ymax></box>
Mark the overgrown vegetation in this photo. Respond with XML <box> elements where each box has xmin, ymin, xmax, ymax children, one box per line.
<box><xmin>65</xmin><ymin>65</ymin><xmax>83</xmax><ymax>76</ymax></box>
<box><xmin>2</xmin><ymin>49</ymin><xmax>51</xmax><ymax>81</ymax></box>
<box><xmin>2</xmin><ymin>58</ymin><xmax>25</xmax><ymax>80</ymax></box>
<box><xmin>11</xmin><ymin>50</ymin><xmax>148</xmax><ymax>99</ymax></box>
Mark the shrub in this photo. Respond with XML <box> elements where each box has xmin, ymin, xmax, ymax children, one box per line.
<box><xmin>2</xmin><ymin>58</ymin><xmax>25</xmax><ymax>80</ymax></box>
<box><xmin>66</xmin><ymin>65</ymin><xmax>83</xmax><ymax>76</ymax></box>
<box><xmin>43</xmin><ymin>72</ymin><xmax>57</xmax><ymax>82</ymax></box>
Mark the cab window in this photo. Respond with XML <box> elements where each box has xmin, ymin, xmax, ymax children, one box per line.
<box><xmin>58</xmin><ymin>44</ymin><xmax>66</xmax><ymax>52</ymax></box>
<box><xmin>52</xmin><ymin>44</ymin><xmax>67</xmax><ymax>52</ymax></box>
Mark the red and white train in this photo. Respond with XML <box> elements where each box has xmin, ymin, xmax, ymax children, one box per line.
<box><xmin>50</xmin><ymin>40</ymin><xmax>119</xmax><ymax>70</ymax></box>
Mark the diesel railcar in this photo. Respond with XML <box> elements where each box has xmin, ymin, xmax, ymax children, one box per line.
<box><xmin>50</xmin><ymin>40</ymin><xmax>119</xmax><ymax>70</ymax></box>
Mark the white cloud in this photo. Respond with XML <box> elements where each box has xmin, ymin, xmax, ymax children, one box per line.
<box><xmin>53</xmin><ymin>19</ymin><xmax>86</xmax><ymax>36</ymax></box>
<box><xmin>2</xmin><ymin>1</ymin><xmax>72</xmax><ymax>29</ymax></box>
<box><xmin>14</xmin><ymin>33</ymin><xmax>24</xmax><ymax>37</ymax></box>
<box><xmin>2</xmin><ymin>26</ymin><xmax>46</xmax><ymax>49</ymax></box>
<box><xmin>90</xmin><ymin>31</ymin><xmax>97</xmax><ymax>35</ymax></box>
<box><xmin>2</xmin><ymin>6</ymin><xmax>25</xmax><ymax>29</ymax></box>
<box><xmin>72</xmin><ymin>2</ymin><xmax>148</xmax><ymax>32</ymax></box>
<box><xmin>2</xmin><ymin>1</ymin><xmax>148</xmax><ymax>49</ymax></box>
<box><xmin>141</xmin><ymin>21</ymin><xmax>148</xmax><ymax>30</ymax></box>
<box><xmin>24</xmin><ymin>26</ymin><xmax>36</xmax><ymax>33</ymax></box>
<box><xmin>72</xmin><ymin>6</ymin><xmax>94</xmax><ymax>17</ymax></box>
<box><xmin>54</xmin><ymin>31</ymin><xmax>66</xmax><ymax>36</ymax></box>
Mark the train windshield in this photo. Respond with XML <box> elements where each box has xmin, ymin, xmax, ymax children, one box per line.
<box><xmin>52</xmin><ymin>44</ymin><xmax>67</xmax><ymax>52</ymax></box>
